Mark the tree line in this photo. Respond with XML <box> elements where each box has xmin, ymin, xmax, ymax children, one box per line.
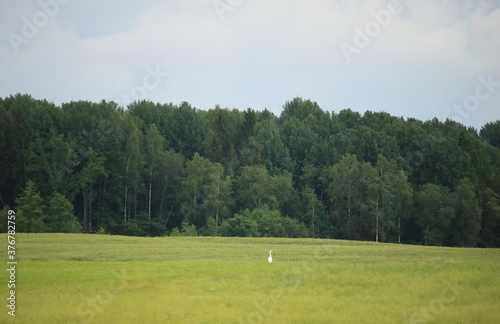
<box><xmin>1</xmin><ymin>94</ymin><xmax>499</xmax><ymax>247</ymax></box>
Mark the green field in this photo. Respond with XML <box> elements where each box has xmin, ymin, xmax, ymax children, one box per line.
<box><xmin>1</xmin><ymin>234</ymin><xmax>499</xmax><ymax>323</ymax></box>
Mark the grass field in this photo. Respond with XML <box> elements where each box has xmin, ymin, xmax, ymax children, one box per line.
<box><xmin>0</xmin><ymin>234</ymin><xmax>499</xmax><ymax>323</ymax></box>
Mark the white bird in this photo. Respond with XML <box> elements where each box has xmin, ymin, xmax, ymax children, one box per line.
<box><xmin>268</xmin><ymin>250</ymin><xmax>273</xmax><ymax>263</ymax></box>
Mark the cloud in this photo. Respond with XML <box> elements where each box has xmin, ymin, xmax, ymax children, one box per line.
<box><xmin>0</xmin><ymin>0</ymin><xmax>498</xmax><ymax>129</ymax></box>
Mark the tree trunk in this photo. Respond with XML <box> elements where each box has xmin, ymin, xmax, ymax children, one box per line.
<box><xmin>133</xmin><ymin>176</ymin><xmax>138</xmax><ymax>219</ymax></box>
<box><xmin>89</xmin><ymin>185</ymin><xmax>93</xmax><ymax>232</ymax></box>
<box><xmin>159</xmin><ymin>174</ymin><xmax>170</xmax><ymax>221</ymax></box>
<box><xmin>347</xmin><ymin>195</ymin><xmax>352</xmax><ymax>240</ymax></box>
<box><xmin>375</xmin><ymin>195</ymin><xmax>379</xmax><ymax>243</ymax></box>
<box><xmin>99</xmin><ymin>176</ymin><xmax>106</xmax><ymax>229</ymax></box>
<box><xmin>124</xmin><ymin>157</ymin><xmax>131</xmax><ymax>221</ymax></box>
<box><xmin>312</xmin><ymin>195</ymin><xmax>315</xmax><ymax>238</ymax></box>
<box><xmin>124</xmin><ymin>187</ymin><xmax>128</xmax><ymax>221</ymax></box>
<box><xmin>148</xmin><ymin>180</ymin><xmax>152</xmax><ymax>220</ymax></box>
<box><xmin>82</xmin><ymin>184</ymin><xmax>93</xmax><ymax>233</ymax></box>
<box><xmin>398</xmin><ymin>212</ymin><xmax>401</xmax><ymax>244</ymax></box>
<box><xmin>148</xmin><ymin>164</ymin><xmax>154</xmax><ymax>220</ymax></box>
<box><xmin>215</xmin><ymin>172</ymin><xmax>220</xmax><ymax>225</ymax></box>
<box><xmin>83</xmin><ymin>190</ymin><xmax>88</xmax><ymax>233</ymax></box>
<box><xmin>165</xmin><ymin>205</ymin><xmax>174</xmax><ymax>228</ymax></box>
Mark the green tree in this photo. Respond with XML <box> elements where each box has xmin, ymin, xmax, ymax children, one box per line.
<box><xmin>480</xmin><ymin>121</ymin><xmax>500</xmax><ymax>148</ymax></box>
<box><xmin>374</xmin><ymin>155</ymin><xmax>413</xmax><ymax>243</ymax></box>
<box><xmin>78</xmin><ymin>151</ymin><xmax>106</xmax><ymax>233</ymax></box>
<box><xmin>1</xmin><ymin>94</ymin><xmax>39</xmax><ymax>201</ymax></box>
<box><xmin>300</xmin><ymin>186</ymin><xmax>328</xmax><ymax>238</ymax></box>
<box><xmin>205</xmin><ymin>163</ymin><xmax>233</xmax><ymax>226</ymax></box>
<box><xmin>220</xmin><ymin>213</ymin><xmax>259</xmax><ymax>237</ymax></box>
<box><xmin>250</xmin><ymin>206</ymin><xmax>285</xmax><ymax>237</ymax></box>
<box><xmin>27</xmin><ymin>135</ymin><xmax>77</xmax><ymax>198</ymax></box>
<box><xmin>127</xmin><ymin>101</ymin><xmax>165</xmax><ymax>134</ymax></box>
<box><xmin>478</xmin><ymin>188</ymin><xmax>500</xmax><ymax>247</ymax></box>
<box><xmin>201</xmin><ymin>217</ymin><xmax>219</xmax><ymax>236</ymax></box>
<box><xmin>156</xmin><ymin>150</ymin><xmax>184</xmax><ymax>228</ymax></box>
<box><xmin>203</xmin><ymin>106</ymin><xmax>242</xmax><ymax>174</ymax></box>
<box><xmin>337</xmin><ymin>109</ymin><xmax>361</xmax><ymax>129</ymax></box>
<box><xmin>248</xmin><ymin>205</ymin><xmax>309</xmax><ymax>238</ymax></box>
<box><xmin>395</xmin><ymin>119</ymin><xmax>432</xmax><ymax>186</ymax></box>
<box><xmin>46</xmin><ymin>192</ymin><xmax>82</xmax><ymax>233</ymax></box>
<box><xmin>171</xmin><ymin>222</ymin><xmax>198</xmax><ymax>236</ymax></box>
<box><xmin>164</xmin><ymin>101</ymin><xmax>206</xmax><ymax>158</ymax></box>
<box><xmin>393</xmin><ymin>170</ymin><xmax>413</xmax><ymax>243</ymax></box>
<box><xmin>119</xmin><ymin>113</ymin><xmax>144</xmax><ymax>221</ymax></box>
<box><xmin>181</xmin><ymin>153</ymin><xmax>232</xmax><ymax>229</ymax></box>
<box><xmin>360</xmin><ymin>160</ymin><xmax>384</xmax><ymax>242</ymax></box>
<box><xmin>280</xmin><ymin>216</ymin><xmax>309</xmax><ymax>238</ymax></box>
<box><xmin>62</xmin><ymin>100</ymin><xmax>119</xmax><ymax>232</ymax></box>
<box><xmin>351</xmin><ymin>125</ymin><xmax>399</xmax><ymax>165</ymax></box>
<box><xmin>3</xmin><ymin>94</ymin><xmax>500</xmax><ymax>245</ymax></box>
<box><xmin>280</xmin><ymin>117</ymin><xmax>318</xmax><ymax>172</ymax></box>
<box><xmin>452</xmin><ymin>178</ymin><xmax>482</xmax><ymax>247</ymax></box>
<box><xmin>240</xmin><ymin>119</ymin><xmax>294</xmax><ymax>175</ymax></box>
<box><xmin>327</xmin><ymin>154</ymin><xmax>363</xmax><ymax>239</ymax></box>
<box><xmin>0</xmin><ymin>206</ymin><xmax>13</xmax><ymax>232</ymax></box>
<box><xmin>414</xmin><ymin>184</ymin><xmax>454</xmax><ymax>246</ymax></box>
<box><xmin>237</xmin><ymin>108</ymin><xmax>258</xmax><ymax>150</ymax></box>
<box><xmin>144</xmin><ymin>124</ymin><xmax>166</xmax><ymax>219</ymax></box>
<box><xmin>16</xmin><ymin>181</ymin><xmax>46</xmax><ymax>233</ymax></box>
<box><xmin>236</xmin><ymin>165</ymin><xmax>276</xmax><ymax>209</ymax></box>
<box><xmin>235</xmin><ymin>165</ymin><xmax>296</xmax><ymax>217</ymax></box>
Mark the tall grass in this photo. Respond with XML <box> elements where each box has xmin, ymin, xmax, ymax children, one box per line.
<box><xmin>1</xmin><ymin>234</ymin><xmax>499</xmax><ymax>323</ymax></box>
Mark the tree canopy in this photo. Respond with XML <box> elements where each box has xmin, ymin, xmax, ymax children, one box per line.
<box><xmin>1</xmin><ymin>94</ymin><xmax>499</xmax><ymax>247</ymax></box>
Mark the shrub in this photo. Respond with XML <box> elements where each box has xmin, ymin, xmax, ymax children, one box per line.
<box><xmin>220</xmin><ymin>205</ymin><xmax>309</xmax><ymax>238</ymax></box>
<box><xmin>120</xmin><ymin>220</ymin><xmax>146</xmax><ymax>236</ymax></box>
<box><xmin>182</xmin><ymin>223</ymin><xmax>198</xmax><ymax>236</ymax></box>
<box><xmin>200</xmin><ymin>217</ymin><xmax>219</xmax><ymax>236</ymax></box>
<box><xmin>170</xmin><ymin>222</ymin><xmax>198</xmax><ymax>236</ymax></box>
<box><xmin>47</xmin><ymin>192</ymin><xmax>82</xmax><ymax>233</ymax></box>
<box><xmin>220</xmin><ymin>214</ymin><xmax>259</xmax><ymax>237</ymax></box>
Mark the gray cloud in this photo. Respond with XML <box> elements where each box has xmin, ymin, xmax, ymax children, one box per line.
<box><xmin>1</xmin><ymin>0</ymin><xmax>499</xmax><ymax>129</ymax></box>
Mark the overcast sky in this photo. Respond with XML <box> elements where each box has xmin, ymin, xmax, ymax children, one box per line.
<box><xmin>1</xmin><ymin>0</ymin><xmax>499</xmax><ymax>130</ymax></box>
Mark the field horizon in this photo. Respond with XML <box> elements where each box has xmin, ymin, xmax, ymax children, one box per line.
<box><xmin>1</xmin><ymin>233</ymin><xmax>499</xmax><ymax>323</ymax></box>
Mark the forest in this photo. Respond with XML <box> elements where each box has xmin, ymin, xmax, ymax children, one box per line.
<box><xmin>1</xmin><ymin>94</ymin><xmax>499</xmax><ymax>247</ymax></box>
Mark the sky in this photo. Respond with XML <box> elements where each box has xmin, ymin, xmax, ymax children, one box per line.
<box><xmin>1</xmin><ymin>0</ymin><xmax>499</xmax><ymax>130</ymax></box>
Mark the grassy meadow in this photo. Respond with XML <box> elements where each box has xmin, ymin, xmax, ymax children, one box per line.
<box><xmin>1</xmin><ymin>234</ymin><xmax>499</xmax><ymax>323</ymax></box>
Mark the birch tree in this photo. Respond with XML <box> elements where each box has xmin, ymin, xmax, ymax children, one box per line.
<box><xmin>119</xmin><ymin>114</ymin><xmax>143</xmax><ymax>221</ymax></box>
<box><xmin>144</xmin><ymin>124</ymin><xmax>165</xmax><ymax>219</ymax></box>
